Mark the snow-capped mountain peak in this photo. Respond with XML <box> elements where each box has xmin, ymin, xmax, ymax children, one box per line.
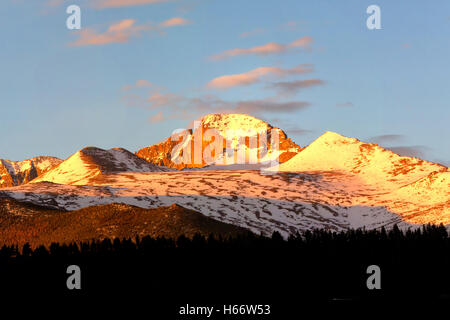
<box><xmin>200</xmin><ymin>113</ymin><xmax>271</xmax><ymax>132</ymax></box>
<box><xmin>314</xmin><ymin>131</ymin><xmax>359</xmax><ymax>145</ymax></box>
<box><xmin>270</xmin><ymin>130</ymin><xmax>445</xmax><ymax>191</ymax></box>
<box><xmin>0</xmin><ymin>156</ymin><xmax>62</xmax><ymax>188</ymax></box>
<box><xmin>32</xmin><ymin>146</ymin><xmax>171</xmax><ymax>185</ymax></box>
<box><xmin>136</xmin><ymin>113</ymin><xmax>302</xmax><ymax>169</ymax></box>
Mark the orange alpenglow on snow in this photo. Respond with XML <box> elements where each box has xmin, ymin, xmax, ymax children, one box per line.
<box><xmin>136</xmin><ymin>114</ymin><xmax>302</xmax><ymax>169</ymax></box>
<box><xmin>1</xmin><ymin>115</ymin><xmax>448</xmax><ymax>236</ymax></box>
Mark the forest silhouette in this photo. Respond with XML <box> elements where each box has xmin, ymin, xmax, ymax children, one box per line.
<box><xmin>1</xmin><ymin>224</ymin><xmax>450</xmax><ymax>314</ymax></box>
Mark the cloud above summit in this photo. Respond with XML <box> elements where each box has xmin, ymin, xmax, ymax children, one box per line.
<box><xmin>93</xmin><ymin>0</ymin><xmax>172</xmax><ymax>9</ymax></box>
<box><xmin>44</xmin><ymin>0</ymin><xmax>174</xmax><ymax>9</ymax></box>
<box><xmin>210</xmin><ymin>36</ymin><xmax>313</xmax><ymax>60</ymax></box>
<box><xmin>268</xmin><ymin>79</ymin><xmax>324</xmax><ymax>95</ymax></box>
<box><xmin>122</xmin><ymin>79</ymin><xmax>311</xmax><ymax>123</ymax></box>
<box><xmin>207</xmin><ymin>65</ymin><xmax>314</xmax><ymax>89</ymax></box>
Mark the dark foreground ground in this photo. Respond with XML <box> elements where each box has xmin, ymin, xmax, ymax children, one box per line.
<box><xmin>1</xmin><ymin>226</ymin><xmax>450</xmax><ymax>317</ymax></box>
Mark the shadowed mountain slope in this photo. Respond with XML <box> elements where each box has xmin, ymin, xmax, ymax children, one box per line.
<box><xmin>0</xmin><ymin>197</ymin><xmax>250</xmax><ymax>247</ymax></box>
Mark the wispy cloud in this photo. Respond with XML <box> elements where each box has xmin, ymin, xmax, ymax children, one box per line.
<box><xmin>69</xmin><ymin>19</ymin><xmax>152</xmax><ymax>46</ymax></box>
<box><xmin>285</xmin><ymin>128</ymin><xmax>312</xmax><ymax>136</ymax></box>
<box><xmin>367</xmin><ymin>134</ymin><xmax>431</xmax><ymax>159</ymax></box>
<box><xmin>268</xmin><ymin>79</ymin><xmax>324</xmax><ymax>95</ymax></box>
<box><xmin>207</xmin><ymin>65</ymin><xmax>313</xmax><ymax>89</ymax></box>
<box><xmin>160</xmin><ymin>17</ymin><xmax>191</xmax><ymax>27</ymax></box>
<box><xmin>233</xmin><ymin>100</ymin><xmax>310</xmax><ymax>114</ymax></box>
<box><xmin>367</xmin><ymin>134</ymin><xmax>405</xmax><ymax>145</ymax></box>
<box><xmin>41</xmin><ymin>0</ymin><xmax>69</xmax><ymax>14</ymax></box>
<box><xmin>45</xmin><ymin>0</ymin><xmax>65</xmax><ymax>6</ymax></box>
<box><xmin>122</xmin><ymin>81</ymin><xmax>311</xmax><ymax>122</ymax></box>
<box><xmin>388</xmin><ymin>146</ymin><xmax>430</xmax><ymax>159</ymax></box>
<box><xmin>210</xmin><ymin>36</ymin><xmax>313</xmax><ymax>60</ymax></box>
<box><xmin>122</xmin><ymin>80</ymin><xmax>153</xmax><ymax>90</ymax></box>
<box><xmin>149</xmin><ymin>111</ymin><xmax>164</xmax><ymax>123</ymax></box>
<box><xmin>69</xmin><ymin>17</ymin><xmax>190</xmax><ymax>47</ymax></box>
<box><xmin>93</xmin><ymin>0</ymin><xmax>172</xmax><ymax>9</ymax></box>
<box><xmin>147</xmin><ymin>91</ymin><xmax>181</xmax><ymax>108</ymax></box>
<box><xmin>281</xmin><ymin>20</ymin><xmax>306</xmax><ymax>32</ymax></box>
<box><xmin>43</xmin><ymin>0</ymin><xmax>172</xmax><ymax>9</ymax></box>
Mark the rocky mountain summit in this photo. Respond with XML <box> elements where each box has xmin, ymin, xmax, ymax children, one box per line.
<box><xmin>136</xmin><ymin>113</ymin><xmax>302</xmax><ymax>169</ymax></box>
<box><xmin>0</xmin><ymin>156</ymin><xmax>62</xmax><ymax>188</ymax></box>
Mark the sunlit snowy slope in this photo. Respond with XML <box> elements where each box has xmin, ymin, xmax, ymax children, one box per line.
<box><xmin>1</xmin><ymin>130</ymin><xmax>448</xmax><ymax>237</ymax></box>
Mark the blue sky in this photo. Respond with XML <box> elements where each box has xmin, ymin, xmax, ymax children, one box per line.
<box><xmin>1</xmin><ymin>0</ymin><xmax>449</xmax><ymax>165</ymax></box>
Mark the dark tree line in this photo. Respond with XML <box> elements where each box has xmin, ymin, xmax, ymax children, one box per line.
<box><xmin>2</xmin><ymin>223</ymin><xmax>449</xmax><ymax>258</ymax></box>
<box><xmin>1</xmin><ymin>224</ymin><xmax>450</xmax><ymax>310</ymax></box>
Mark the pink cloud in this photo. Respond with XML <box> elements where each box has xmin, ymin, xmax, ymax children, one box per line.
<box><xmin>149</xmin><ymin>112</ymin><xmax>164</xmax><ymax>123</ymax></box>
<box><xmin>122</xmin><ymin>80</ymin><xmax>153</xmax><ymax>90</ymax></box>
<box><xmin>45</xmin><ymin>0</ymin><xmax>65</xmax><ymax>6</ymax></box>
<box><xmin>207</xmin><ymin>65</ymin><xmax>313</xmax><ymax>89</ymax></box>
<box><xmin>94</xmin><ymin>0</ymin><xmax>171</xmax><ymax>9</ymax></box>
<box><xmin>108</xmin><ymin>19</ymin><xmax>136</xmax><ymax>32</ymax></box>
<box><xmin>69</xmin><ymin>17</ymin><xmax>191</xmax><ymax>46</ymax></box>
<box><xmin>44</xmin><ymin>0</ymin><xmax>174</xmax><ymax>9</ymax></box>
<box><xmin>210</xmin><ymin>36</ymin><xmax>313</xmax><ymax>60</ymax></box>
<box><xmin>136</xmin><ymin>79</ymin><xmax>153</xmax><ymax>87</ymax></box>
<box><xmin>147</xmin><ymin>91</ymin><xmax>180</xmax><ymax>108</ymax></box>
<box><xmin>69</xmin><ymin>19</ymin><xmax>152</xmax><ymax>46</ymax></box>
<box><xmin>160</xmin><ymin>17</ymin><xmax>191</xmax><ymax>27</ymax></box>
<box><xmin>288</xmin><ymin>37</ymin><xmax>313</xmax><ymax>48</ymax></box>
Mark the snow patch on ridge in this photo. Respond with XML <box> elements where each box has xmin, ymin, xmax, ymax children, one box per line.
<box><xmin>32</xmin><ymin>147</ymin><xmax>172</xmax><ymax>185</ymax></box>
<box><xmin>268</xmin><ymin>131</ymin><xmax>445</xmax><ymax>191</ymax></box>
<box><xmin>201</xmin><ymin>113</ymin><xmax>271</xmax><ymax>132</ymax></box>
<box><xmin>0</xmin><ymin>156</ymin><xmax>62</xmax><ymax>188</ymax></box>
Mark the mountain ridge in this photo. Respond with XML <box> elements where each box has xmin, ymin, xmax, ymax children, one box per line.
<box><xmin>0</xmin><ymin>114</ymin><xmax>447</xmax><ymax>237</ymax></box>
<box><xmin>269</xmin><ymin>130</ymin><xmax>446</xmax><ymax>191</ymax></box>
<box><xmin>0</xmin><ymin>156</ymin><xmax>62</xmax><ymax>188</ymax></box>
<box><xmin>136</xmin><ymin>113</ymin><xmax>302</xmax><ymax>169</ymax></box>
<box><xmin>32</xmin><ymin>146</ymin><xmax>172</xmax><ymax>185</ymax></box>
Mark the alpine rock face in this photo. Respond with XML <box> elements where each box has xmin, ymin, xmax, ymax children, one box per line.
<box><xmin>135</xmin><ymin>113</ymin><xmax>302</xmax><ymax>169</ymax></box>
<box><xmin>0</xmin><ymin>156</ymin><xmax>62</xmax><ymax>188</ymax></box>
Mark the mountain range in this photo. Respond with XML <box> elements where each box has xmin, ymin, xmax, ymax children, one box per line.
<box><xmin>0</xmin><ymin>156</ymin><xmax>62</xmax><ymax>188</ymax></box>
<box><xmin>0</xmin><ymin>113</ymin><xmax>448</xmax><ymax>239</ymax></box>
